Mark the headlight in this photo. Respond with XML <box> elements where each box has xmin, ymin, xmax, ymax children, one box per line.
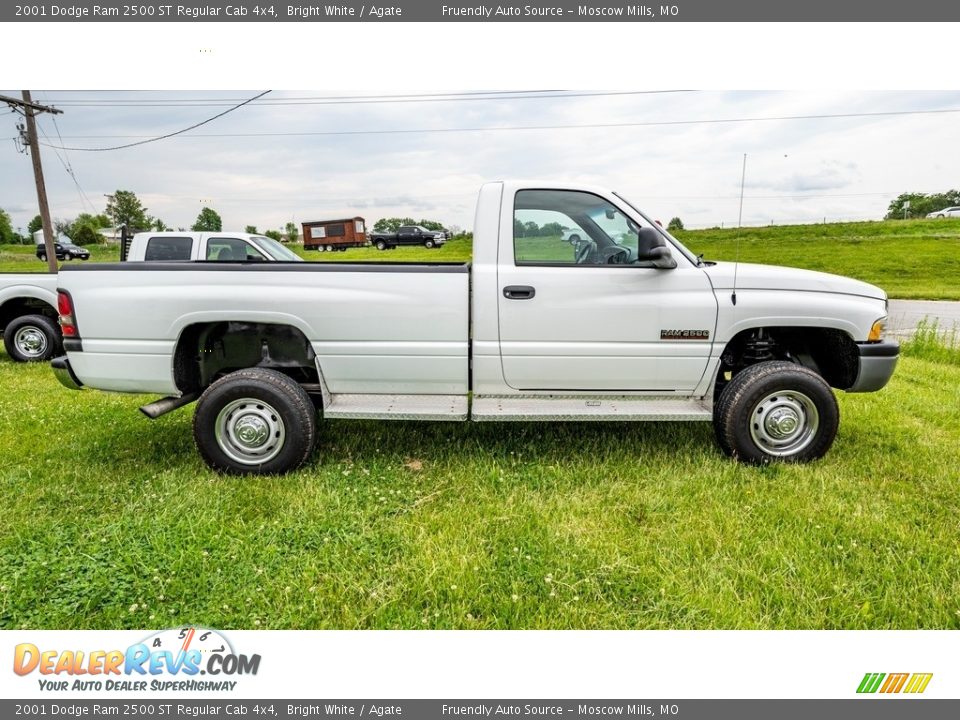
<box><xmin>868</xmin><ymin>318</ymin><xmax>886</xmax><ymax>342</ymax></box>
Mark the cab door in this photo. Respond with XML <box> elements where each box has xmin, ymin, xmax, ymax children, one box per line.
<box><xmin>496</xmin><ymin>188</ymin><xmax>717</xmax><ymax>392</ymax></box>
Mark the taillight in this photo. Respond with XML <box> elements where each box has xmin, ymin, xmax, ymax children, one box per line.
<box><xmin>58</xmin><ymin>290</ymin><xmax>79</xmax><ymax>337</ymax></box>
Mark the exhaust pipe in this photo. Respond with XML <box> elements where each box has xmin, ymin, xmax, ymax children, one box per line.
<box><xmin>139</xmin><ymin>393</ymin><xmax>199</xmax><ymax>420</ymax></box>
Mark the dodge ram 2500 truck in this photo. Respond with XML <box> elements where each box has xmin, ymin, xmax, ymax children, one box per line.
<box><xmin>1</xmin><ymin>231</ymin><xmax>300</xmax><ymax>363</ymax></box>
<box><xmin>52</xmin><ymin>181</ymin><xmax>899</xmax><ymax>473</ymax></box>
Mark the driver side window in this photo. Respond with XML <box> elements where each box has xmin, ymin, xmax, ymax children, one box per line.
<box><xmin>513</xmin><ymin>189</ymin><xmax>635</xmax><ymax>266</ymax></box>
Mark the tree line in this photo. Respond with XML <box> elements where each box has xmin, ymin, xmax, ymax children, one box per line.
<box><xmin>0</xmin><ymin>190</ymin><xmax>301</xmax><ymax>245</ymax></box>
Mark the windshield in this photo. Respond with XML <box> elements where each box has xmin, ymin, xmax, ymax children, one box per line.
<box><xmin>252</xmin><ymin>236</ymin><xmax>303</xmax><ymax>262</ymax></box>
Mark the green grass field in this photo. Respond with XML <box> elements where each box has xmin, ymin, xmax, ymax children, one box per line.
<box><xmin>4</xmin><ymin>216</ymin><xmax>960</xmax><ymax>298</ymax></box>
<box><xmin>1</xmin><ymin>333</ymin><xmax>958</xmax><ymax>630</ymax></box>
<box><xmin>674</xmin><ymin>218</ymin><xmax>960</xmax><ymax>300</ymax></box>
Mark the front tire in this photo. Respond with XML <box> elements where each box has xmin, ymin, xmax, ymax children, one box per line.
<box><xmin>713</xmin><ymin>361</ymin><xmax>838</xmax><ymax>464</ymax></box>
<box><xmin>424</xmin><ymin>239</ymin><xmax>435</xmax><ymax>249</ymax></box>
<box><xmin>193</xmin><ymin>368</ymin><xmax>317</xmax><ymax>475</ymax></box>
<box><xmin>3</xmin><ymin>314</ymin><xmax>61</xmax><ymax>362</ymax></box>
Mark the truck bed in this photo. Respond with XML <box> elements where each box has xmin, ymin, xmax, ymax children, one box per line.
<box><xmin>59</xmin><ymin>261</ymin><xmax>471</xmax><ymax>396</ymax></box>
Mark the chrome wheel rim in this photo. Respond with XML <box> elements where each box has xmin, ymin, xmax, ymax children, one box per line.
<box><xmin>14</xmin><ymin>326</ymin><xmax>48</xmax><ymax>358</ymax></box>
<box><xmin>215</xmin><ymin>398</ymin><xmax>285</xmax><ymax>465</ymax></box>
<box><xmin>749</xmin><ymin>390</ymin><xmax>819</xmax><ymax>457</ymax></box>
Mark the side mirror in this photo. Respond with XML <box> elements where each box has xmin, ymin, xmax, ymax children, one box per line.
<box><xmin>635</xmin><ymin>228</ymin><xmax>678</xmax><ymax>269</ymax></box>
<box><xmin>639</xmin><ymin>245</ymin><xmax>676</xmax><ymax>269</ymax></box>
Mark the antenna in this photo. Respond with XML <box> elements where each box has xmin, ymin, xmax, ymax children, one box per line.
<box><xmin>732</xmin><ymin>152</ymin><xmax>747</xmax><ymax>306</ymax></box>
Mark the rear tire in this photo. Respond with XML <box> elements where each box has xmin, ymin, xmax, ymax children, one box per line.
<box><xmin>3</xmin><ymin>314</ymin><xmax>61</xmax><ymax>363</ymax></box>
<box><xmin>193</xmin><ymin>368</ymin><xmax>317</xmax><ymax>475</ymax></box>
<box><xmin>713</xmin><ymin>361</ymin><xmax>838</xmax><ymax>464</ymax></box>
<box><xmin>376</xmin><ymin>240</ymin><xmax>387</xmax><ymax>250</ymax></box>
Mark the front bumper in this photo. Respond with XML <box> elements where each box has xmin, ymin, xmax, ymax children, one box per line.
<box><xmin>848</xmin><ymin>340</ymin><xmax>899</xmax><ymax>392</ymax></box>
<box><xmin>51</xmin><ymin>356</ymin><xmax>84</xmax><ymax>391</ymax></box>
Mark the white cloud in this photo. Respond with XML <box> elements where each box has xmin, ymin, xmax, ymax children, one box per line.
<box><xmin>2</xmin><ymin>90</ymin><xmax>959</xmax><ymax>232</ymax></box>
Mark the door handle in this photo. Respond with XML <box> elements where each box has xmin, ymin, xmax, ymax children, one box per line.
<box><xmin>503</xmin><ymin>285</ymin><xmax>536</xmax><ymax>300</ymax></box>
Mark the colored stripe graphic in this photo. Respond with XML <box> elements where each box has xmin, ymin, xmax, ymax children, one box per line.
<box><xmin>857</xmin><ymin>672</ymin><xmax>932</xmax><ymax>694</ymax></box>
<box><xmin>904</xmin><ymin>674</ymin><xmax>934</xmax><ymax>694</ymax></box>
<box><xmin>880</xmin><ymin>673</ymin><xmax>909</xmax><ymax>693</ymax></box>
<box><xmin>857</xmin><ymin>673</ymin><xmax>885</xmax><ymax>693</ymax></box>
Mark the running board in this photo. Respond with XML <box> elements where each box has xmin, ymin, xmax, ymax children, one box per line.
<box><xmin>470</xmin><ymin>395</ymin><xmax>712</xmax><ymax>421</ymax></box>
<box><xmin>324</xmin><ymin>394</ymin><xmax>468</xmax><ymax>420</ymax></box>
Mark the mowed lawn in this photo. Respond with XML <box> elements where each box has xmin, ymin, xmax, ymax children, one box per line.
<box><xmin>4</xmin><ymin>216</ymin><xmax>960</xmax><ymax>298</ymax></box>
<box><xmin>674</xmin><ymin>217</ymin><xmax>960</xmax><ymax>300</ymax></box>
<box><xmin>0</xmin><ymin>338</ymin><xmax>958</xmax><ymax>630</ymax></box>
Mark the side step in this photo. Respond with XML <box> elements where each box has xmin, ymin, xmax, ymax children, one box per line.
<box><xmin>324</xmin><ymin>394</ymin><xmax>468</xmax><ymax>421</ymax></box>
<box><xmin>471</xmin><ymin>395</ymin><xmax>712</xmax><ymax>421</ymax></box>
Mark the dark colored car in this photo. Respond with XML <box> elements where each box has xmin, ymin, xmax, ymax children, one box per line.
<box><xmin>37</xmin><ymin>240</ymin><xmax>90</xmax><ymax>262</ymax></box>
<box><xmin>370</xmin><ymin>225</ymin><xmax>446</xmax><ymax>250</ymax></box>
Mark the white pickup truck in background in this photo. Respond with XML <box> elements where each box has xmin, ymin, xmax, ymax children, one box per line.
<box><xmin>53</xmin><ymin>181</ymin><xmax>899</xmax><ymax>472</ymax></box>
<box><xmin>0</xmin><ymin>231</ymin><xmax>300</xmax><ymax>362</ymax></box>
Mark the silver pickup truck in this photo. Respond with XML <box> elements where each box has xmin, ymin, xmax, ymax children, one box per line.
<box><xmin>53</xmin><ymin>181</ymin><xmax>899</xmax><ymax>474</ymax></box>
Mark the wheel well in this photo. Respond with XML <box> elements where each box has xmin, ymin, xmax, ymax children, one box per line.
<box><xmin>715</xmin><ymin>326</ymin><xmax>859</xmax><ymax>394</ymax></box>
<box><xmin>173</xmin><ymin>321</ymin><xmax>319</xmax><ymax>394</ymax></box>
<box><xmin>0</xmin><ymin>298</ymin><xmax>58</xmax><ymax>334</ymax></box>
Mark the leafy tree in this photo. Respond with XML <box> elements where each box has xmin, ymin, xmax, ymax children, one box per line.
<box><xmin>284</xmin><ymin>222</ymin><xmax>299</xmax><ymax>243</ymax></box>
<box><xmin>540</xmin><ymin>221</ymin><xmax>564</xmax><ymax>237</ymax></box>
<box><xmin>244</xmin><ymin>225</ymin><xmax>258</xmax><ymax>234</ymax></box>
<box><xmin>27</xmin><ymin>214</ymin><xmax>43</xmax><ymax>236</ymax></box>
<box><xmin>667</xmin><ymin>217</ymin><xmax>685</xmax><ymax>231</ymax></box>
<box><xmin>152</xmin><ymin>218</ymin><xmax>170</xmax><ymax>232</ymax></box>
<box><xmin>54</xmin><ymin>218</ymin><xmax>72</xmax><ymax>236</ymax></box>
<box><xmin>106</xmin><ymin>190</ymin><xmax>151</xmax><ymax>230</ymax></box>
<box><xmin>374</xmin><ymin>217</ymin><xmax>414</xmax><ymax>233</ymax></box>
<box><xmin>416</xmin><ymin>219</ymin><xmax>447</xmax><ymax>232</ymax></box>
<box><xmin>886</xmin><ymin>190</ymin><xmax>960</xmax><ymax>219</ymax></box>
<box><xmin>0</xmin><ymin>208</ymin><xmax>15</xmax><ymax>244</ymax></box>
<box><xmin>192</xmin><ymin>207</ymin><xmax>223</xmax><ymax>232</ymax></box>
<box><xmin>263</xmin><ymin>229</ymin><xmax>283</xmax><ymax>242</ymax></box>
<box><xmin>68</xmin><ymin>214</ymin><xmax>106</xmax><ymax>246</ymax></box>
<box><xmin>373</xmin><ymin>217</ymin><xmax>447</xmax><ymax>234</ymax></box>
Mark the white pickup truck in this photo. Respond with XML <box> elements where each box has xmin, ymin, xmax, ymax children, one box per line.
<box><xmin>1</xmin><ymin>231</ymin><xmax>300</xmax><ymax>363</ymax></box>
<box><xmin>53</xmin><ymin>181</ymin><xmax>899</xmax><ymax>472</ymax></box>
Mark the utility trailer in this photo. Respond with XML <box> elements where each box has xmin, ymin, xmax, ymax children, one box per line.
<box><xmin>302</xmin><ymin>217</ymin><xmax>368</xmax><ymax>253</ymax></box>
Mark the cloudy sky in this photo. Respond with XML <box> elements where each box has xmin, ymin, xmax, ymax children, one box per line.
<box><xmin>2</xmin><ymin>90</ymin><xmax>958</xmax><ymax>234</ymax></box>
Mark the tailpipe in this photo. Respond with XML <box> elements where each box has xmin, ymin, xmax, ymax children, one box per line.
<box><xmin>139</xmin><ymin>393</ymin><xmax>199</xmax><ymax>420</ymax></box>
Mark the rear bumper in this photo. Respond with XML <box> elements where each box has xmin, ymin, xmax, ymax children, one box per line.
<box><xmin>51</xmin><ymin>356</ymin><xmax>84</xmax><ymax>391</ymax></box>
<box><xmin>848</xmin><ymin>341</ymin><xmax>899</xmax><ymax>393</ymax></box>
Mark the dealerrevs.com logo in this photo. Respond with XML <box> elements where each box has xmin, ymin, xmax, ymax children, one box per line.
<box><xmin>13</xmin><ymin>627</ymin><xmax>261</xmax><ymax>693</ymax></box>
<box><xmin>857</xmin><ymin>672</ymin><xmax>933</xmax><ymax>694</ymax></box>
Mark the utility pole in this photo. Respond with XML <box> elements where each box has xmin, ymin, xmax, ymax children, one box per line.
<box><xmin>1</xmin><ymin>92</ymin><xmax>63</xmax><ymax>273</ymax></box>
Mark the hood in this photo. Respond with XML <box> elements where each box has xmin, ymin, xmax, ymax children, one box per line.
<box><xmin>703</xmin><ymin>261</ymin><xmax>886</xmax><ymax>301</ymax></box>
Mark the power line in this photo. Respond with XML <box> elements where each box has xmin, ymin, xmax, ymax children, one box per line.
<box><xmin>38</xmin><ymin>90</ymin><xmax>696</xmax><ymax>107</ymax></box>
<box><xmin>44</xmin><ymin>90</ymin><xmax>271</xmax><ymax>152</ymax></box>
<box><xmin>34</xmin><ymin>94</ymin><xmax>99</xmax><ymax>215</ymax></box>
<box><xmin>37</xmin><ymin>105</ymin><xmax>960</xmax><ymax>148</ymax></box>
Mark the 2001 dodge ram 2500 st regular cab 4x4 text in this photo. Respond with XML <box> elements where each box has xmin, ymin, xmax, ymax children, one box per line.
<box><xmin>53</xmin><ymin>181</ymin><xmax>899</xmax><ymax>473</ymax></box>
